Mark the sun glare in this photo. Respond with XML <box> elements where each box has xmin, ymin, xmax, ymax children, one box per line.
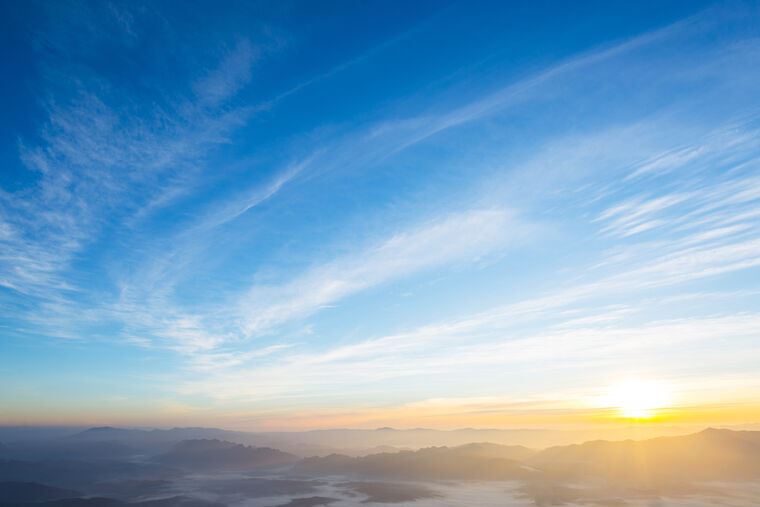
<box><xmin>603</xmin><ymin>380</ymin><xmax>672</xmax><ymax>420</ymax></box>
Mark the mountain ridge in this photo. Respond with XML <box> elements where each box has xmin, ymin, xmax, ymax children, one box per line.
<box><xmin>156</xmin><ymin>439</ymin><xmax>299</xmax><ymax>471</ymax></box>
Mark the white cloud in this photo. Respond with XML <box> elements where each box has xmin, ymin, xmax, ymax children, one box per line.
<box><xmin>175</xmin><ymin>309</ymin><xmax>760</xmax><ymax>403</ymax></box>
<box><xmin>5</xmin><ymin>1</ymin><xmax>760</xmax><ymax>424</ymax></box>
<box><xmin>193</xmin><ymin>39</ymin><xmax>258</xmax><ymax>107</ymax></box>
<box><xmin>238</xmin><ymin>208</ymin><xmax>528</xmax><ymax>337</ymax></box>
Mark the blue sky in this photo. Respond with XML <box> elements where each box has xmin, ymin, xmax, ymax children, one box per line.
<box><xmin>1</xmin><ymin>0</ymin><xmax>760</xmax><ymax>429</ymax></box>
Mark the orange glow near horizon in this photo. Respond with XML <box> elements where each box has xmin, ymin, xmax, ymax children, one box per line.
<box><xmin>4</xmin><ymin>390</ymin><xmax>760</xmax><ymax>431</ymax></box>
<box><xmin>601</xmin><ymin>380</ymin><xmax>674</xmax><ymax>421</ymax></box>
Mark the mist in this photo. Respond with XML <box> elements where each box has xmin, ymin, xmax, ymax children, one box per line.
<box><xmin>2</xmin><ymin>426</ymin><xmax>760</xmax><ymax>506</ymax></box>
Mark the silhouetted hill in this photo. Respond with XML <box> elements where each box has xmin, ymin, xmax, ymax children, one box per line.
<box><xmin>450</xmin><ymin>442</ymin><xmax>536</xmax><ymax>460</ymax></box>
<box><xmin>156</xmin><ymin>439</ymin><xmax>298</xmax><ymax>470</ymax></box>
<box><xmin>530</xmin><ymin>427</ymin><xmax>760</xmax><ymax>487</ymax></box>
<box><xmin>294</xmin><ymin>444</ymin><xmax>534</xmax><ymax>480</ymax></box>
<box><xmin>0</xmin><ymin>482</ymin><xmax>81</xmax><ymax>503</ymax></box>
<box><xmin>1</xmin><ymin>424</ymin><xmax>706</xmax><ymax>457</ymax></box>
<box><xmin>293</xmin><ymin>428</ymin><xmax>760</xmax><ymax>491</ymax></box>
<box><xmin>73</xmin><ymin>428</ymin><xmax>130</xmax><ymax>438</ymax></box>
<box><xmin>255</xmin><ymin>425</ymin><xmax>701</xmax><ymax>452</ymax></box>
<box><xmin>72</xmin><ymin>427</ymin><xmax>243</xmax><ymax>442</ymax></box>
<box><xmin>67</xmin><ymin>427</ymin><xmax>251</xmax><ymax>454</ymax></box>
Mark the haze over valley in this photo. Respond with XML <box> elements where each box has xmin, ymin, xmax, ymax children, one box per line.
<box><xmin>2</xmin><ymin>425</ymin><xmax>760</xmax><ymax>506</ymax></box>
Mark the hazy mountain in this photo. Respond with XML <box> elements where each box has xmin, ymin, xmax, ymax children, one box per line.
<box><xmin>448</xmin><ymin>442</ymin><xmax>536</xmax><ymax>460</ymax></box>
<box><xmin>71</xmin><ymin>427</ymin><xmax>247</xmax><ymax>443</ymax></box>
<box><xmin>294</xmin><ymin>428</ymin><xmax>760</xmax><ymax>501</ymax></box>
<box><xmin>243</xmin><ymin>426</ymin><xmax>696</xmax><ymax>453</ymax></box>
<box><xmin>0</xmin><ymin>425</ymin><xmax>711</xmax><ymax>458</ymax></box>
<box><xmin>529</xmin><ymin>428</ymin><xmax>760</xmax><ymax>488</ymax></box>
<box><xmin>64</xmin><ymin>428</ymin><xmax>254</xmax><ymax>455</ymax></box>
<box><xmin>156</xmin><ymin>439</ymin><xmax>298</xmax><ymax>471</ymax></box>
<box><xmin>294</xmin><ymin>444</ymin><xmax>535</xmax><ymax>480</ymax></box>
<box><xmin>3</xmin><ymin>426</ymin><xmax>760</xmax><ymax>506</ymax></box>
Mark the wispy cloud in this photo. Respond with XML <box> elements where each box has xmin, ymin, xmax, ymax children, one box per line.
<box><xmin>172</xmin><ymin>110</ymin><xmax>760</xmax><ymax>405</ymax></box>
<box><xmin>3</xmin><ymin>1</ymin><xmax>760</xmax><ymax>427</ymax></box>
<box><xmin>193</xmin><ymin>39</ymin><xmax>258</xmax><ymax>107</ymax></box>
<box><xmin>0</xmin><ymin>25</ymin><xmax>264</xmax><ymax>332</ymax></box>
<box><xmin>175</xmin><ymin>307</ymin><xmax>760</xmax><ymax>406</ymax></box>
<box><xmin>238</xmin><ymin>208</ymin><xmax>527</xmax><ymax>337</ymax></box>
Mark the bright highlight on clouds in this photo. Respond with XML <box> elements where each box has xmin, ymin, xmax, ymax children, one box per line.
<box><xmin>1</xmin><ymin>1</ymin><xmax>759</xmax><ymax>430</ymax></box>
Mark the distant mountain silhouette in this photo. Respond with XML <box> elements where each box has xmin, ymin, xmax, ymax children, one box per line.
<box><xmin>449</xmin><ymin>442</ymin><xmax>536</xmax><ymax>460</ymax></box>
<box><xmin>156</xmin><ymin>439</ymin><xmax>298</xmax><ymax>470</ymax></box>
<box><xmin>261</xmin><ymin>425</ymin><xmax>700</xmax><ymax>451</ymax></box>
<box><xmin>72</xmin><ymin>427</ymin><xmax>242</xmax><ymax>442</ymax></box>
<box><xmin>518</xmin><ymin>429</ymin><xmax>760</xmax><ymax>504</ymax></box>
<box><xmin>67</xmin><ymin>427</ymin><xmax>252</xmax><ymax>454</ymax></box>
<box><xmin>1</xmin><ymin>424</ymin><xmax>694</xmax><ymax>456</ymax></box>
<box><xmin>294</xmin><ymin>443</ymin><xmax>535</xmax><ymax>480</ymax></box>
<box><xmin>3</xmin><ymin>425</ymin><xmax>760</xmax><ymax>505</ymax></box>
<box><xmin>529</xmin><ymin>427</ymin><xmax>760</xmax><ymax>487</ymax></box>
<box><xmin>295</xmin><ymin>428</ymin><xmax>760</xmax><ymax>491</ymax></box>
<box><xmin>76</xmin><ymin>427</ymin><xmax>124</xmax><ymax>436</ymax></box>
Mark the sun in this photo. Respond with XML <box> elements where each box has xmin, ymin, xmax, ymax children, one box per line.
<box><xmin>603</xmin><ymin>380</ymin><xmax>672</xmax><ymax>420</ymax></box>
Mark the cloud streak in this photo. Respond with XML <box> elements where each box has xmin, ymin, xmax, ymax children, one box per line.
<box><xmin>2</xmin><ymin>1</ymin><xmax>760</xmax><ymax>427</ymax></box>
<box><xmin>238</xmin><ymin>208</ymin><xmax>526</xmax><ymax>337</ymax></box>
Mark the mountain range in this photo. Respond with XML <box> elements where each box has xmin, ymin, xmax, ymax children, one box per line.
<box><xmin>2</xmin><ymin>426</ymin><xmax>760</xmax><ymax>506</ymax></box>
<box><xmin>156</xmin><ymin>439</ymin><xmax>298</xmax><ymax>471</ymax></box>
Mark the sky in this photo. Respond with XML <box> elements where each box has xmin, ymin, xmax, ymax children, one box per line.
<box><xmin>1</xmin><ymin>0</ymin><xmax>759</xmax><ymax>431</ymax></box>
